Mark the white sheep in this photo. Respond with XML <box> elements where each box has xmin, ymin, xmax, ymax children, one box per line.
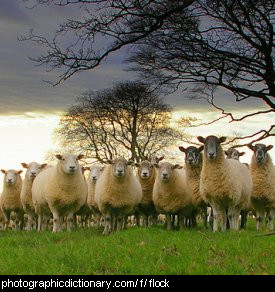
<box><xmin>248</xmin><ymin>143</ymin><xmax>275</xmax><ymax>231</ymax></box>
<box><xmin>225</xmin><ymin>147</ymin><xmax>245</xmax><ymax>160</ymax></box>
<box><xmin>197</xmin><ymin>135</ymin><xmax>252</xmax><ymax>232</ymax></box>
<box><xmin>32</xmin><ymin>153</ymin><xmax>87</xmax><ymax>232</ymax></box>
<box><xmin>0</xmin><ymin>169</ymin><xmax>24</xmax><ymax>230</ymax></box>
<box><xmin>94</xmin><ymin>157</ymin><xmax>142</xmax><ymax>235</ymax></box>
<box><xmin>179</xmin><ymin>145</ymin><xmax>207</xmax><ymax>228</ymax></box>
<box><xmin>86</xmin><ymin>164</ymin><xmax>104</xmax><ymax>227</ymax></box>
<box><xmin>153</xmin><ymin>162</ymin><xmax>193</xmax><ymax>230</ymax></box>
<box><xmin>20</xmin><ymin>162</ymin><xmax>47</xmax><ymax>230</ymax></box>
<box><xmin>135</xmin><ymin>160</ymin><xmax>159</xmax><ymax>227</ymax></box>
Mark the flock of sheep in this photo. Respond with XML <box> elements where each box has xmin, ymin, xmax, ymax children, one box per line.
<box><xmin>0</xmin><ymin>135</ymin><xmax>274</xmax><ymax>234</ymax></box>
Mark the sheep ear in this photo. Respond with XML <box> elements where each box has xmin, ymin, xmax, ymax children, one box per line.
<box><xmin>55</xmin><ymin>154</ymin><xmax>63</xmax><ymax>160</ymax></box>
<box><xmin>107</xmin><ymin>160</ymin><xmax>114</xmax><ymax>165</ymax></box>
<box><xmin>77</xmin><ymin>154</ymin><xmax>84</xmax><ymax>160</ymax></box>
<box><xmin>21</xmin><ymin>163</ymin><xmax>28</xmax><ymax>169</ymax></box>
<box><xmin>239</xmin><ymin>152</ymin><xmax>245</xmax><ymax>156</ymax></box>
<box><xmin>224</xmin><ymin>150</ymin><xmax>229</xmax><ymax>156</ymax></box>
<box><xmin>198</xmin><ymin>146</ymin><xmax>204</xmax><ymax>152</ymax></box>
<box><xmin>157</xmin><ymin>156</ymin><xmax>164</xmax><ymax>162</ymax></box>
<box><xmin>127</xmin><ymin>160</ymin><xmax>134</xmax><ymax>166</ymax></box>
<box><xmin>247</xmin><ymin>144</ymin><xmax>255</xmax><ymax>151</ymax></box>
<box><xmin>17</xmin><ymin>170</ymin><xmax>23</xmax><ymax>175</ymax></box>
<box><xmin>172</xmin><ymin>164</ymin><xmax>182</xmax><ymax>169</ymax></box>
<box><xmin>134</xmin><ymin>163</ymin><xmax>140</xmax><ymax>167</ymax></box>
<box><xmin>219</xmin><ymin>136</ymin><xmax>227</xmax><ymax>143</ymax></box>
<box><xmin>179</xmin><ymin>146</ymin><xmax>186</xmax><ymax>153</ymax></box>
<box><xmin>266</xmin><ymin>145</ymin><xmax>273</xmax><ymax>151</ymax></box>
<box><xmin>197</xmin><ymin>136</ymin><xmax>206</xmax><ymax>144</ymax></box>
<box><xmin>40</xmin><ymin>163</ymin><xmax>48</xmax><ymax>170</ymax></box>
<box><xmin>1</xmin><ymin>169</ymin><xmax>6</xmax><ymax>174</ymax></box>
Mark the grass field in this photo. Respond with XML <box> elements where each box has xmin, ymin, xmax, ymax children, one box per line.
<box><xmin>0</xmin><ymin>221</ymin><xmax>274</xmax><ymax>275</ymax></box>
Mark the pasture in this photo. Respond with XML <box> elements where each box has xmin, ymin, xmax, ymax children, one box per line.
<box><xmin>0</xmin><ymin>221</ymin><xmax>274</xmax><ymax>275</ymax></box>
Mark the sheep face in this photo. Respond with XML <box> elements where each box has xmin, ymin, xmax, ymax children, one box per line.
<box><xmin>108</xmin><ymin>158</ymin><xmax>133</xmax><ymax>178</ymax></box>
<box><xmin>55</xmin><ymin>154</ymin><xmax>84</xmax><ymax>175</ymax></box>
<box><xmin>179</xmin><ymin>146</ymin><xmax>204</xmax><ymax>166</ymax></box>
<box><xmin>136</xmin><ymin>161</ymin><xmax>154</xmax><ymax>180</ymax></box>
<box><xmin>89</xmin><ymin>165</ymin><xmax>104</xmax><ymax>182</ymax></box>
<box><xmin>197</xmin><ymin>135</ymin><xmax>226</xmax><ymax>161</ymax></box>
<box><xmin>225</xmin><ymin>148</ymin><xmax>245</xmax><ymax>160</ymax></box>
<box><xmin>150</xmin><ymin>156</ymin><xmax>164</xmax><ymax>165</ymax></box>
<box><xmin>21</xmin><ymin>162</ymin><xmax>47</xmax><ymax>181</ymax></box>
<box><xmin>248</xmin><ymin>144</ymin><xmax>273</xmax><ymax>165</ymax></box>
<box><xmin>1</xmin><ymin>170</ymin><xmax>22</xmax><ymax>186</ymax></box>
<box><xmin>156</xmin><ymin>162</ymin><xmax>182</xmax><ymax>182</ymax></box>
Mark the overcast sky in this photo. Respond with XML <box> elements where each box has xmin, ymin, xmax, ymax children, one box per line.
<box><xmin>0</xmin><ymin>0</ymin><xmax>271</xmax><ymax>115</ymax></box>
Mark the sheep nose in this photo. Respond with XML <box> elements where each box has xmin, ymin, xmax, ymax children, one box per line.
<box><xmin>118</xmin><ymin>170</ymin><xmax>123</xmax><ymax>174</ymax></box>
<box><xmin>70</xmin><ymin>166</ymin><xmax>75</xmax><ymax>170</ymax></box>
<box><xmin>31</xmin><ymin>172</ymin><xmax>36</xmax><ymax>176</ymax></box>
<box><xmin>92</xmin><ymin>176</ymin><xmax>97</xmax><ymax>180</ymax></box>
<box><xmin>142</xmin><ymin>172</ymin><xmax>148</xmax><ymax>177</ymax></box>
<box><xmin>8</xmin><ymin>179</ymin><xmax>12</xmax><ymax>183</ymax></box>
<box><xmin>162</xmin><ymin>173</ymin><xmax>168</xmax><ymax>178</ymax></box>
<box><xmin>188</xmin><ymin>158</ymin><xmax>193</xmax><ymax>163</ymax></box>
<box><xmin>209</xmin><ymin>153</ymin><xmax>215</xmax><ymax>159</ymax></box>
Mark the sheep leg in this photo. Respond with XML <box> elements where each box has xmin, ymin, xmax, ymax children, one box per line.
<box><xmin>103</xmin><ymin>213</ymin><xmax>112</xmax><ymax>235</ymax></box>
<box><xmin>66</xmin><ymin>213</ymin><xmax>74</xmax><ymax>231</ymax></box>
<box><xmin>116</xmin><ymin>214</ymin><xmax>124</xmax><ymax>231</ymax></box>
<box><xmin>37</xmin><ymin>215</ymin><xmax>42</xmax><ymax>231</ymax></box>
<box><xmin>212</xmin><ymin>204</ymin><xmax>226</xmax><ymax>232</ymax></box>
<box><xmin>17</xmin><ymin>210</ymin><xmax>24</xmax><ymax>230</ymax></box>
<box><xmin>203</xmin><ymin>207</ymin><xmax>208</xmax><ymax>229</ymax></box>
<box><xmin>240</xmin><ymin>210</ymin><xmax>248</xmax><ymax>230</ymax></box>
<box><xmin>266</xmin><ymin>209</ymin><xmax>274</xmax><ymax>231</ymax></box>
<box><xmin>26</xmin><ymin>214</ymin><xmax>34</xmax><ymax>231</ymax></box>
<box><xmin>166</xmin><ymin>214</ymin><xmax>173</xmax><ymax>230</ymax></box>
<box><xmin>256</xmin><ymin>210</ymin><xmax>264</xmax><ymax>231</ymax></box>
<box><xmin>143</xmin><ymin>216</ymin><xmax>149</xmax><ymax>227</ymax></box>
<box><xmin>52</xmin><ymin>211</ymin><xmax>62</xmax><ymax>233</ymax></box>
<box><xmin>135</xmin><ymin>214</ymin><xmax>140</xmax><ymax>227</ymax></box>
<box><xmin>152</xmin><ymin>214</ymin><xmax>158</xmax><ymax>226</ymax></box>
<box><xmin>228</xmin><ymin>206</ymin><xmax>240</xmax><ymax>230</ymax></box>
<box><xmin>178</xmin><ymin>214</ymin><xmax>185</xmax><ymax>230</ymax></box>
<box><xmin>3</xmin><ymin>211</ymin><xmax>10</xmax><ymax>231</ymax></box>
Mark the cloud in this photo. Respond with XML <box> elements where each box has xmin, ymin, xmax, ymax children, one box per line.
<box><xmin>0</xmin><ymin>1</ymin><xmax>271</xmax><ymax>117</ymax></box>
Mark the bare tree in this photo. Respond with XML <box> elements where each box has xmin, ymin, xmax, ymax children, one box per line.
<box><xmin>128</xmin><ymin>0</ymin><xmax>275</xmax><ymax>144</ymax></box>
<box><xmin>55</xmin><ymin>81</ymin><xmax>188</xmax><ymax>163</ymax></box>
<box><xmin>21</xmin><ymin>0</ymin><xmax>195</xmax><ymax>85</ymax></box>
<box><xmin>21</xmin><ymin>0</ymin><xmax>274</xmax><ymax>145</ymax></box>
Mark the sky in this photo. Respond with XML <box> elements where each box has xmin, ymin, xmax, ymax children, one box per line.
<box><xmin>0</xmin><ymin>0</ymin><xmax>274</xmax><ymax>191</ymax></box>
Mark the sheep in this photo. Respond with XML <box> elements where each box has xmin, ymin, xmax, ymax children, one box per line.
<box><xmin>135</xmin><ymin>160</ymin><xmax>159</xmax><ymax>227</ymax></box>
<box><xmin>32</xmin><ymin>154</ymin><xmax>87</xmax><ymax>232</ymax></box>
<box><xmin>86</xmin><ymin>164</ymin><xmax>104</xmax><ymax>227</ymax></box>
<box><xmin>0</xmin><ymin>169</ymin><xmax>24</xmax><ymax>230</ymax></box>
<box><xmin>225</xmin><ymin>147</ymin><xmax>251</xmax><ymax>229</ymax></box>
<box><xmin>94</xmin><ymin>157</ymin><xmax>142</xmax><ymax>235</ymax></box>
<box><xmin>152</xmin><ymin>162</ymin><xmax>193</xmax><ymax>230</ymax></box>
<box><xmin>197</xmin><ymin>135</ymin><xmax>252</xmax><ymax>232</ymax></box>
<box><xmin>20</xmin><ymin>162</ymin><xmax>47</xmax><ymax>230</ymax></box>
<box><xmin>225</xmin><ymin>147</ymin><xmax>245</xmax><ymax>160</ymax></box>
<box><xmin>178</xmin><ymin>145</ymin><xmax>207</xmax><ymax>228</ymax></box>
<box><xmin>248</xmin><ymin>143</ymin><xmax>275</xmax><ymax>231</ymax></box>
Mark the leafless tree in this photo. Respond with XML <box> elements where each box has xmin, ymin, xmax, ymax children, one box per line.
<box><xmin>55</xmin><ymin>81</ymin><xmax>188</xmax><ymax>163</ymax></box>
<box><xmin>21</xmin><ymin>0</ymin><xmax>275</xmax><ymax>145</ymax></box>
<box><xmin>128</xmin><ymin>0</ymin><xmax>275</xmax><ymax>145</ymax></box>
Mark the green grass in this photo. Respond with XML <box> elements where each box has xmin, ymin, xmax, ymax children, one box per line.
<box><xmin>0</xmin><ymin>221</ymin><xmax>274</xmax><ymax>275</ymax></box>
